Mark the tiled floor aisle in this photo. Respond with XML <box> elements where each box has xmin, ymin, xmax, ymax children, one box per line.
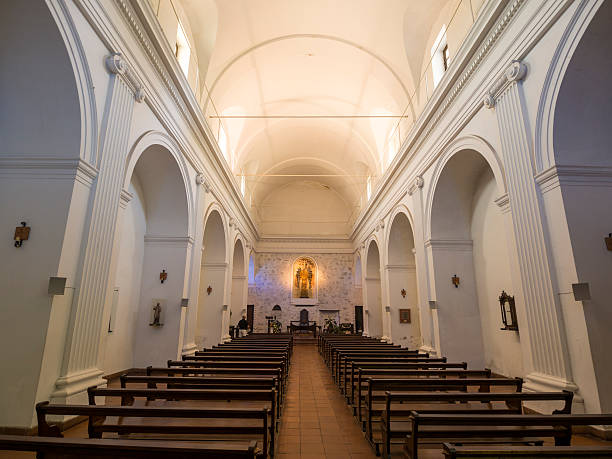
<box><xmin>277</xmin><ymin>344</ymin><xmax>377</xmax><ymax>459</ymax></box>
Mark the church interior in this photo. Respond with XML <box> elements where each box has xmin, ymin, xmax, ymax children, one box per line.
<box><xmin>1</xmin><ymin>0</ymin><xmax>612</xmax><ymax>457</ymax></box>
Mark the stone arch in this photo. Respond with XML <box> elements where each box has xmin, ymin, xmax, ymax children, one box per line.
<box><xmin>107</xmin><ymin>142</ymin><xmax>192</xmax><ymax>370</ymax></box>
<box><xmin>229</xmin><ymin>237</ymin><xmax>247</xmax><ymax>329</ymax></box>
<box><xmin>428</xmin><ymin>146</ymin><xmax>520</xmax><ymax>373</ymax></box>
<box><xmin>0</xmin><ymin>1</ymin><xmax>96</xmax><ymax>162</ymax></box>
<box><xmin>540</xmin><ymin>0</ymin><xmax>612</xmax><ymax>412</ymax></box>
<box><xmin>124</xmin><ymin>131</ymin><xmax>194</xmax><ymax>238</ymax></box>
<box><xmin>424</xmin><ymin>135</ymin><xmax>506</xmax><ymax>241</ymax></box>
<box><xmin>534</xmin><ymin>0</ymin><xmax>606</xmax><ymax>172</ymax></box>
<box><xmin>365</xmin><ymin>238</ymin><xmax>383</xmax><ymax>338</ymax></box>
<box><xmin>196</xmin><ymin>207</ymin><xmax>229</xmax><ymax>347</ymax></box>
<box><xmin>386</xmin><ymin>208</ymin><xmax>421</xmax><ymax>347</ymax></box>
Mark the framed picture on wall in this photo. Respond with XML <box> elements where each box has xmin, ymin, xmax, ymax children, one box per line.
<box><xmin>399</xmin><ymin>308</ymin><xmax>411</xmax><ymax>324</ymax></box>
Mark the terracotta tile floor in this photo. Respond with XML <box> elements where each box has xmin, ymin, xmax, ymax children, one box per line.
<box><xmin>276</xmin><ymin>344</ymin><xmax>377</xmax><ymax>459</ymax></box>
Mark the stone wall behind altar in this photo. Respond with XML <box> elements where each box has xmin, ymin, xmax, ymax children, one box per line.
<box><xmin>247</xmin><ymin>252</ymin><xmax>359</xmax><ymax>333</ymax></box>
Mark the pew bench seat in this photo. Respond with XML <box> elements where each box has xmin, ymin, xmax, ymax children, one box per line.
<box><xmin>0</xmin><ymin>434</ymin><xmax>259</xmax><ymax>458</ymax></box>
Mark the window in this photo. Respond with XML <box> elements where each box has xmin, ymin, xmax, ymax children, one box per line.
<box><xmin>431</xmin><ymin>26</ymin><xmax>449</xmax><ymax>88</ymax></box>
<box><xmin>442</xmin><ymin>44</ymin><xmax>450</xmax><ymax>71</ymax></box>
<box><xmin>366</xmin><ymin>175</ymin><xmax>373</xmax><ymax>200</ymax></box>
<box><xmin>240</xmin><ymin>173</ymin><xmax>246</xmax><ymax>196</ymax></box>
<box><xmin>175</xmin><ymin>22</ymin><xmax>190</xmax><ymax>77</ymax></box>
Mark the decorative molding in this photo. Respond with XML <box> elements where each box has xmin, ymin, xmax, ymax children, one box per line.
<box><xmin>144</xmin><ymin>235</ymin><xmax>194</xmax><ymax>247</ymax></box>
<box><xmin>385</xmin><ymin>264</ymin><xmax>416</xmax><ymax>271</ymax></box>
<box><xmin>195</xmin><ymin>173</ymin><xmax>211</xmax><ymax>194</ymax></box>
<box><xmin>494</xmin><ymin>193</ymin><xmax>510</xmax><ymax>213</ymax></box>
<box><xmin>536</xmin><ymin>165</ymin><xmax>612</xmax><ymax>194</ymax></box>
<box><xmin>483</xmin><ymin>60</ymin><xmax>527</xmax><ymax>109</ymax></box>
<box><xmin>105</xmin><ymin>53</ymin><xmax>145</xmax><ymax>102</ymax></box>
<box><xmin>407</xmin><ymin>175</ymin><xmax>424</xmax><ymax>196</ymax></box>
<box><xmin>202</xmin><ymin>262</ymin><xmax>229</xmax><ymax>270</ymax></box>
<box><xmin>119</xmin><ymin>188</ymin><xmax>133</xmax><ymax>209</ymax></box>
<box><xmin>0</xmin><ymin>156</ymin><xmax>98</xmax><ymax>186</ymax></box>
<box><xmin>424</xmin><ymin>239</ymin><xmax>474</xmax><ymax>251</ymax></box>
<box><xmin>351</xmin><ymin>0</ymin><xmax>526</xmax><ymax>238</ymax></box>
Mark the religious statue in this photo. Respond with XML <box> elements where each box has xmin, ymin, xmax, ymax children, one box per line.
<box><xmin>292</xmin><ymin>257</ymin><xmax>316</xmax><ymax>299</ymax></box>
<box><xmin>150</xmin><ymin>302</ymin><xmax>162</xmax><ymax>326</ymax></box>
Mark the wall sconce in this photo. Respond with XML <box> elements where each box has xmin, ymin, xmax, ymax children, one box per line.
<box><xmin>207</xmin><ymin>285</ymin><xmax>213</xmax><ymax>295</ymax></box>
<box><xmin>451</xmin><ymin>274</ymin><xmax>460</xmax><ymax>288</ymax></box>
<box><xmin>499</xmin><ymin>290</ymin><xmax>518</xmax><ymax>331</ymax></box>
<box><xmin>160</xmin><ymin>270</ymin><xmax>167</xmax><ymax>283</ymax></box>
<box><xmin>401</xmin><ymin>289</ymin><xmax>406</xmax><ymax>298</ymax></box>
<box><xmin>14</xmin><ymin>222</ymin><xmax>30</xmax><ymax>247</ymax></box>
<box><xmin>605</xmin><ymin>233</ymin><xmax>612</xmax><ymax>251</ymax></box>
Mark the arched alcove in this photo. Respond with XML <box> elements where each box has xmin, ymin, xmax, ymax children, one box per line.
<box><xmin>230</xmin><ymin>239</ymin><xmax>247</xmax><ymax>329</ymax></box>
<box><xmin>105</xmin><ymin>143</ymin><xmax>191</xmax><ymax>371</ymax></box>
<box><xmin>387</xmin><ymin>212</ymin><xmax>421</xmax><ymax>347</ymax></box>
<box><xmin>196</xmin><ymin>209</ymin><xmax>227</xmax><ymax>347</ymax></box>
<box><xmin>365</xmin><ymin>240</ymin><xmax>383</xmax><ymax>338</ymax></box>
<box><xmin>0</xmin><ymin>1</ymin><xmax>87</xmax><ymax>428</ymax></box>
<box><xmin>551</xmin><ymin>0</ymin><xmax>612</xmax><ymax>412</ymax></box>
<box><xmin>429</xmin><ymin>150</ymin><xmax>518</xmax><ymax>372</ymax></box>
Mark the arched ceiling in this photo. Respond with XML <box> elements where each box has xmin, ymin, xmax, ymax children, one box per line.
<box><xmin>183</xmin><ymin>0</ymin><xmax>453</xmax><ymax>236</ymax></box>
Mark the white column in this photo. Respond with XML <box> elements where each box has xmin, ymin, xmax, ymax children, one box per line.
<box><xmin>52</xmin><ymin>54</ymin><xmax>144</xmax><ymax>402</ymax></box>
<box><xmin>483</xmin><ymin>61</ymin><xmax>576</xmax><ymax>394</ymax></box>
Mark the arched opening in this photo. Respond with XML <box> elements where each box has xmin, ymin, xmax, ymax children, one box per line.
<box><xmin>552</xmin><ymin>0</ymin><xmax>612</xmax><ymax>412</ymax></box>
<box><xmin>105</xmin><ymin>144</ymin><xmax>190</xmax><ymax>371</ymax></box>
<box><xmin>229</xmin><ymin>239</ymin><xmax>247</xmax><ymax>330</ymax></box>
<box><xmin>0</xmin><ymin>1</ymin><xmax>86</xmax><ymax>428</ymax></box>
<box><xmin>429</xmin><ymin>150</ymin><xmax>518</xmax><ymax>371</ymax></box>
<box><xmin>197</xmin><ymin>210</ymin><xmax>227</xmax><ymax>347</ymax></box>
<box><xmin>387</xmin><ymin>212</ymin><xmax>421</xmax><ymax>347</ymax></box>
<box><xmin>365</xmin><ymin>240</ymin><xmax>383</xmax><ymax>338</ymax></box>
<box><xmin>354</xmin><ymin>253</ymin><xmax>364</xmax><ymax>334</ymax></box>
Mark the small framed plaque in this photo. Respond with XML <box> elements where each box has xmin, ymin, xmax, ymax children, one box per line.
<box><xmin>399</xmin><ymin>308</ymin><xmax>411</xmax><ymax>324</ymax></box>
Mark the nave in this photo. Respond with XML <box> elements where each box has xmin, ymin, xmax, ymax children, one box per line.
<box><xmin>2</xmin><ymin>333</ymin><xmax>612</xmax><ymax>458</ymax></box>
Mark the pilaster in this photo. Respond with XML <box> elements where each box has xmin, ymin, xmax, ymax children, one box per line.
<box><xmin>52</xmin><ymin>53</ymin><xmax>144</xmax><ymax>401</ymax></box>
<box><xmin>484</xmin><ymin>61</ymin><xmax>577</xmax><ymax>395</ymax></box>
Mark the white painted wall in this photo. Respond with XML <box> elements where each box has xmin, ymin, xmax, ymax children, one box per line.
<box><xmin>103</xmin><ymin>180</ymin><xmax>146</xmax><ymax>374</ymax></box>
<box><xmin>471</xmin><ymin>170</ymin><xmax>522</xmax><ymax>377</ymax></box>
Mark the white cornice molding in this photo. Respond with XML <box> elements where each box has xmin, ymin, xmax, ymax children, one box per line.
<box><xmin>483</xmin><ymin>60</ymin><xmax>528</xmax><ymax>109</ymax></box>
<box><xmin>385</xmin><ymin>264</ymin><xmax>416</xmax><ymax>271</ymax></box>
<box><xmin>536</xmin><ymin>164</ymin><xmax>612</xmax><ymax>194</ymax></box>
<box><xmin>424</xmin><ymin>239</ymin><xmax>474</xmax><ymax>251</ymax></box>
<box><xmin>0</xmin><ymin>156</ymin><xmax>98</xmax><ymax>186</ymax></box>
<box><xmin>351</xmin><ymin>0</ymin><xmax>526</xmax><ymax>240</ymax></box>
<box><xmin>75</xmin><ymin>0</ymin><xmax>258</xmax><ymax>240</ymax></box>
<box><xmin>144</xmin><ymin>235</ymin><xmax>194</xmax><ymax>247</ymax></box>
<box><xmin>202</xmin><ymin>262</ymin><xmax>229</xmax><ymax>270</ymax></box>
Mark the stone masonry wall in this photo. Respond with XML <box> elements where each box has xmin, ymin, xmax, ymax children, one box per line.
<box><xmin>247</xmin><ymin>252</ymin><xmax>359</xmax><ymax>333</ymax></box>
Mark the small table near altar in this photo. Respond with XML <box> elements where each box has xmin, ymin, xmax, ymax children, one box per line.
<box><xmin>288</xmin><ymin>320</ymin><xmax>318</xmax><ymax>337</ymax></box>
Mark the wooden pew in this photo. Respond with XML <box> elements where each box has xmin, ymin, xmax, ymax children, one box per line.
<box><xmin>350</xmin><ymin>368</ymin><xmax>491</xmax><ymax>412</ymax></box>
<box><xmin>36</xmin><ymin>402</ymin><xmax>272</xmax><ymax>458</ymax></box>
<box><xmin>363</xmin><ymin>378</ymin><xmax>523</xmax><ymax>445</ymax></box>
<box><xmin>144</xmin><ymin>366</ymin><xmax>285</xmax><ymax>401</ymax></box>
<box><xmin>169</xmin><ymin>360</ymin><xmax>288</xmax><ymax>388</ymax></box>
<box><xmin>183</xmin><ymin>356</ymin><xmax>288</xmax><ymax>381</ymax></box>
<box><xmin>333</xmin><ymin>350</ymin><xmax>427</xmax><ymax>382</ymax></box>
<box><xmin>88</xmin><ymin>386</ymin><xmax>278</xmax><ymax>453</ymax></box>
<box><xmin>403</xmin><ymin>413</ymin><xmax>612</xmax><ymax>459</ymax></box>
<box><xmin>0</xmin><ymin>434</ymin><xmax>259</xmax><ymax>458</ymax></box>
<box><xmin>441</xmin><ymin>442</ymin><xmax>612</xmax><ymax>458</ymax></box>
<box><xmin>119</xmin><ymin>375</ymin><xmax>282</xmax><ymax>418</ymax></box>
<box><xmin>380</xmin><ymin>391</ymin><xmax>573</xmax><ymax>458</ymax></box>
<box><xmin>347</xmin><ymin>362</ymin><xmax>468</xmax><ymax>403</ymax></box>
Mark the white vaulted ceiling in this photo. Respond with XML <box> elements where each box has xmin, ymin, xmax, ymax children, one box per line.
<box><xmin>182</xmin><ymin>0</ymin><xmax>456</xmax><ymax>237</ymax></box>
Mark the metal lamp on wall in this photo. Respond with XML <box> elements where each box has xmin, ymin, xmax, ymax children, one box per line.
<box><xmin>499</xmin><ymin>290</ymin><xmax>518</xmax><ymax>331</ymax></box>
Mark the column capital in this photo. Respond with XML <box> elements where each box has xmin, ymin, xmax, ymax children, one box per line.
<box><xmin>483</xmin><ymin>60</ymin><xmax>527</xmax><ymax>109</ymax></box>
<box><xmin>105</xmin><ymin>53</ymin><xmax>145</xmax><ymax>102</ymax></box>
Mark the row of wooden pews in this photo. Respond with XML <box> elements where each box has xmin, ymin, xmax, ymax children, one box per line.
<box><xmin>318</xmin><ymin>334</ymin><xmax>612</xmax><ymax>459</ymax></box>
<box><xmin>1</xmin><ymin>333</ymin><xmax>292</xmax><ymax>458</ymax></box>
